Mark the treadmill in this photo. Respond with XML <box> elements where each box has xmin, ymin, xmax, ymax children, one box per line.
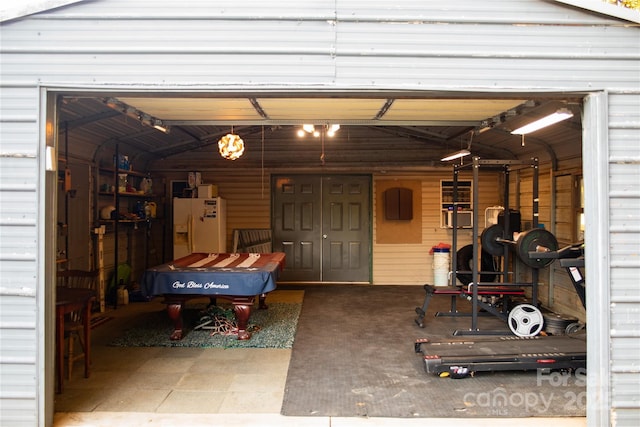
<box><xmin>415</xmin><ymin>242</ymin><xmax>586</xmax><ymax>378</ymax></box>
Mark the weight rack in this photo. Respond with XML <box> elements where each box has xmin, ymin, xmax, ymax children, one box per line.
<box><xmin>449</xmin><ymin>156</ymin><xmax>540</xmax><ymax>335</ymax></box>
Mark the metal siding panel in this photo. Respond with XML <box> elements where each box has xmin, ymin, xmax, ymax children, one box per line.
<box><xmin>610</xmin><ymin>372</ymin><xmax>640</xmax><ymax>409</ymax></box>
<box><xmin>611</xmin><ymin>267</ymin><xmax>640</xmax><ymax>302</ymax></box>
<box><xmin>337</xmin><ymin>22</ymin><xmax>639</xmax><ymax>58</ymax></box>
<box><xmin>0</xmin><ymin>86</ymin><xmax>40</xmax><ymax>425</ymax></box>
<box><xmin>0</xmin><ymin>296</ymin><xmax>37</xmax><ymax>328</ymax></box>
<box><xmin>1</xmin><ymin>53</ymin><xmax>337</xmax><ymax>85</ymax></box>
<box><xmin>23</xmin><ymin>0</ymin><xmax>337</xmax><ymax>19</ymax></box>
<box><xmin>338</xmin><ymin>0</ymin><xmax>629</xmax><ymax>24</ymax></box>
<box><xmin>611</xmin><ymin>337</ymin><xmax>640</xmax><ymax>372</ymax></box>
<box><xmin>609</xmin><ymin>93</ymin><xmax>640</xmax><ymax>419</ymax></box>
<box><xmin>0</xmin><ymin>295</ymin><xmax>38</xmax><ymax>426</ymax></box>
<box><xmin>614</xmin><ymin>409</ymin><xmax>640</xmax><ymax>425</ymax></box>
<box><xmin>0</xmin><ymin>124</ymin><xmax>39</xmax><ymax>157</ymax></box>
<box><xmin>1</xmin><ymin>1</ymin><xmax>638</xmax><ymax>90</ymax></box>
<box><xmin>0</xmin><ymin>160</ymin><xmax>37</xmax><ymax>196</ymax></box>
<box><xmin>0</xmin><ymin>87</ymin><xmax>39</xmax><ymax>122</ymax></box>
<box><xmin>2</xmin><ymin>19</ymin><xmax>335</xmax><ymax>51</ymax></box>
<box><xmin>336</xmin><ymin>57</ymin><xmax>640</xmax><ymax>92</ymax></box>
<box><xmin>611</xmin><ymin>302</ymin><xmax>640</xmax><ymax>338</ymax></box>
<box><xmin>0</xmin><ymin>190</ymin><xmax>38</xmax><ymax>226</ymax></box>
<box><xmin>16</xmin><ymin>0</ymin><xmax>626</xmax><ymax>25</ymax></box>
<box><xmin>0</xmin><ymin>398</ymin><xmax>38</xmax><ymax>427</ymax></box>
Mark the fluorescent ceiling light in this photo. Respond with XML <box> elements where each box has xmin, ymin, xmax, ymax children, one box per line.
<box><xmin>511</xmin><ymin>108</ymin><xmax>574</xmax><ymax>135</ymax></box>
<box><xmin>441</xmin><ymin>149</ymin><xmax>471</xmax><ymax>162</ymax></box>
<box><xmin>152</xmin><ymin>120</ymin><xmax>170</xmax><ymax>134</ymax></box>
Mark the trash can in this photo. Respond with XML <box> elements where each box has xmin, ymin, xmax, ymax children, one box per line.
<box><xmin>432</xmin><ymin>247</ymin><xmax>451</xmax><ymax>287</ymax></box>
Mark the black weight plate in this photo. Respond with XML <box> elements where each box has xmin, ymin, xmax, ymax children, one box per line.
<box><xmin>517</xmin><ymin>229</ymin><xmax>558</xmax><ymax>268</ymax></box>
<box><xmin>455</xmin><ymin>244</ymin><xmax>498</xmax><ymax>286</ymax></box>
<box><xmin>481</xmin><ymin>224</ymin><xmax>505</xmax><ymax>256</ymax></box>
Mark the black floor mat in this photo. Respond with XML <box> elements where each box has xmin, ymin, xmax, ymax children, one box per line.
<box><xmin>281</xmin><ymin>285</ymin><xmax>586</xmax><ymax>418</ymax></box>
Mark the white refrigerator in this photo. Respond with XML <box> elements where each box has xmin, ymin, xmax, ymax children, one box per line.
<box><xmin>173</xmin><ymin>197</ymin><xmax>227</xmax><ymax>259</ymax></box>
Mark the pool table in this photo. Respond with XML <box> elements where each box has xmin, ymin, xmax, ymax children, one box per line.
<box><xmin>142</xmin><ymin>252</ymin><xmax>285</xmax><ymax>340</ymax></box>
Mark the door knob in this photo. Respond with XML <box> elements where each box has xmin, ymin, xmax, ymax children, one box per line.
<box><xmin>323</xmin><ymin>234</ymin><xmax>327</xmax><ymax>239</ymax></box>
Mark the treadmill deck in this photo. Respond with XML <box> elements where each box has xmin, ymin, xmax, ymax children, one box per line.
<box><xmin>415</xmin><ymin>334</ymin><xmax>586</xmax><ymax>376</ymax></box>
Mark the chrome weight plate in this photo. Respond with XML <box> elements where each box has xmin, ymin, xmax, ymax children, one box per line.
<box><xmin>508</xmin><ymin>303</ymin><xmax>544</xmax><ymax>337</ymax></box>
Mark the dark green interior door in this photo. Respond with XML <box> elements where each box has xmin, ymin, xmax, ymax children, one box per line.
<box><xmin>272</xmin><ymin>174</ymin><xmax>371</xmax><ymax>283</ymax></box>
<box><xmin>321</xmin><ymin>175</ymin><xmax>371</xmax><ymax>282</ymax></box>
<box><xmin>272</xmin><ymin>175</ymin><xmax>322</xmax><ymax>281</ymax></box>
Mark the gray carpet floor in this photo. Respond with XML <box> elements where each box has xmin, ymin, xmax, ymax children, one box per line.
<box><xmin>281</xmin><ymin>285</ymin><xmax>586</xmax><ymax>418</ymax></box>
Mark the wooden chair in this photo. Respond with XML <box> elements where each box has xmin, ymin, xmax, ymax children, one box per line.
<box><xmin>56</xmin><ymin>270</ymin><xmax>98</xmax><ymax>380</ymax></box>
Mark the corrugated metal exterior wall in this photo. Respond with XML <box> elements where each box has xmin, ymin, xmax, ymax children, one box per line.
<box><xmin>1</xmin><ymin>1</ymin><xmax>638</xmax><ymax>426</ymax></box>
<box><xmin>607</xmin><ymin>92</ymin><xmax>640</xmax><ymax>426</ymax></box>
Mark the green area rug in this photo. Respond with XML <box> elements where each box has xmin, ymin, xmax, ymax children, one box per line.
<box><xmin>109</xmin><ymin>302</ymin><xmax>301</xmax><ymax>349</ymax></box>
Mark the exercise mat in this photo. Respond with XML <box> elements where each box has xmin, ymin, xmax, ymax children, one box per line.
<box><xmin>281</xmin><ymin>285</ymin><xmax>586</xmax><ymax>418</ymax></box>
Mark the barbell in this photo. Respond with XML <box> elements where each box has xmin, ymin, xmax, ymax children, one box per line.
<box><xmin>481</xmin><ymin>224</ymin><xmax>558</xmax><ymax>269</ymax></box>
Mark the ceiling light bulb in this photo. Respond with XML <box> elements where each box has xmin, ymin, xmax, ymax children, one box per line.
<box><xmin>297</xmin><ymin>129</ymin><xmax>306</xmax><ymax>137</ymax></box>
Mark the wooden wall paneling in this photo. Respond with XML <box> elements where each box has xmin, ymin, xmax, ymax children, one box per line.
<box><xmin>554</xmin><ymin>174</ymin><xmax>575</xmax><ymax>243</ymax></box>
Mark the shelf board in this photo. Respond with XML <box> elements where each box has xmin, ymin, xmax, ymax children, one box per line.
<box><xmin>98</xmin><ymin>191</ymin><xmax>155</xmax><ymax>198</ymax></box>
<box><xmin>99</xmin><ymin>167</ymin><xmax>147</xmax><ymax>177</ymax></box>
<box><xmin>99</xmin><ymin>219</ymin><xmax>147</xmax><ymax>224</ymax></box>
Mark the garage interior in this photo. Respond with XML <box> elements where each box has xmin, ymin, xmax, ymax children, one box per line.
<box><xmin>56</xmin><ymin>92</ymin><xmax>584</xmax><ymax>276</ymax></box>
<box><xmin>53</xmin><ymin>91</ymin><xmax>586</xmax><ymax>423</ymax></box>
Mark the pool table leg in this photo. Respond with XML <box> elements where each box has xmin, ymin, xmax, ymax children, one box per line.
<box><xmin>166</xmin><ymin>302</ymin><xmax>184</xmax><ymax>340</ymax></box>
<box><xmin>233</xmin><ymin>303</ymin><xmax>252</xmax><ymax>340</ymax></box>
<box><xmin>258</xmin><ymin>293</ymin><xmax>268</xmax><ymax>309</ymax></box>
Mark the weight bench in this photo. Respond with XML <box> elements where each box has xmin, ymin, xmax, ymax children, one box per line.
<box><xmin>414</xmin><ymin>283</ymin><xmax>526</xmax><ymax>328</ymax></box>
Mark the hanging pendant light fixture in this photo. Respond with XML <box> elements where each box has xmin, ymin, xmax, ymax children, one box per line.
<box><xmin>218</xmin><ymin>128</ymin><xmax>245</xmax><ymax>160</ymax></box>
<box><xmin>297</xmin><ymin>123</ymin><xmax>340</xmax><ymax>138</ymax></box>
